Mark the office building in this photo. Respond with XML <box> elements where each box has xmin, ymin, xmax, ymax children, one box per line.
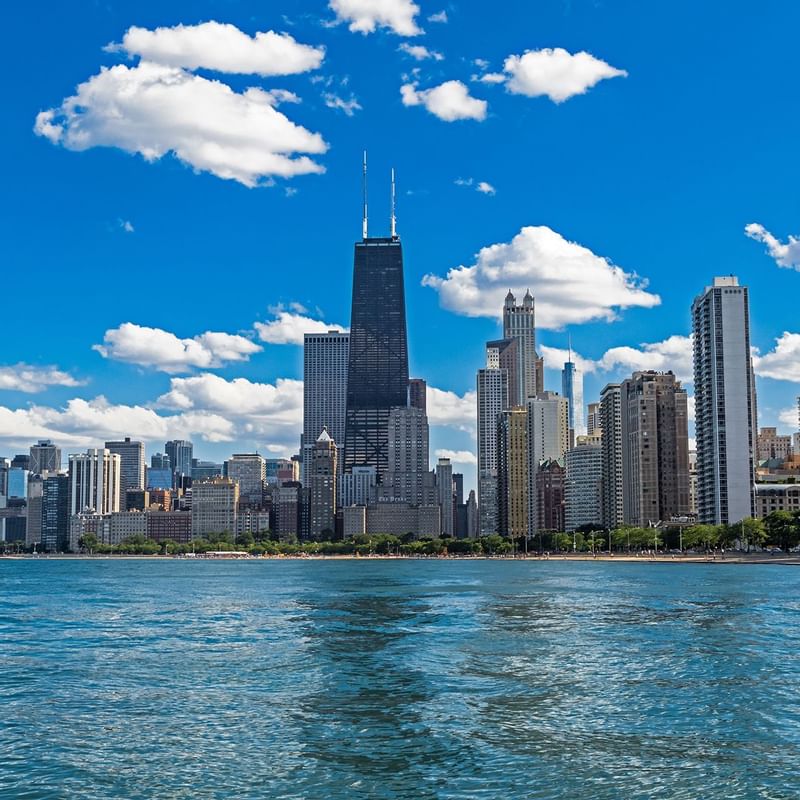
<box><xmin>692</xmin><ymin>276</ymin><xmax>757</xmax><ymax>524</ymax></box>
<box><xmin>265</xmin><ymin>458</ymin><xmax>298</xmax><ymax>486</ymax></box>
<box><xmin>466</xmin><ymin>490</ymin><xmax>479</xmax><ymax>538</ymax></box>
<box><xmin>191</xmin><ymin>478</ymin><xmax>238</xmax><ymax>538</ymax></box>
<box><xmin>477</xmin><ymin>355</ymin><xmax>509</xmax><ymax>536</ymax></box>
<box><xmin>303</xmin><ymin>330</ymin><xmax>349</xmax><ymax>484</ymax></box>
<box><xmin>621</xmin><ymin>371</ymin><xmax>690</xmax><ymax>527</ymax></box>
<box><xmin>498</xmin><ymin>408</ymin><xmax>529</xmax><ymax>541</ymax></box>
<box><xmin>503</xmin><ymin>290</ymin><xmax>544</xmax><ymax>402</ymax></box>
<box><xmin>226</xmin><ymin>454</ymin><xmax>266</xmax><ymax>504</ymax></box>
<box><xmin>146</xmin><ymin>467</ymin><xmax>173</xmax><ymax>491</ymax></box>
<box><xmin>339</xmin><ymin>466</ymin><xmax>377</xmax><ymax>507</ymax></box>
<box><xmin>565</xmin><ymin>439</ymin><xmax>602</xmax><ymax>532</ymax></box>
<box><xmin>309</xmin><ymin>428</ymin><xmax>338</xmax><ymax>538</ymax></box>
<box><xmin>41</xmin><ymin>474</ymin><xmax>70</xmax><ymax>552</ymax></box>
<box><xmin>486</xmin><ymin>338</ymin><xmax>520</xmax><ymax>407</ymax></box>
<box><xmin>165</xmin><ymin>440</ymin><xmax>193</xmax><ymax>482</ymax></box>
<box><xmin>378</xmin><ymin>406</ymin><xmax>436</xmax><ymax>506</ymax></box>
<box><xmin>435</xmin><ymin>458</ymin><xmax>454</xmax><ymax>537</ymax></box>
<box><xmin>343</xmin><ymin>223</ymin><xmax>409</xmax><ymax>481</ymax></box>
<box><xmin>26</xmin><ymin>474</ymin><xmax>44</xmax><ymax>546</ymax></box>
<box><xmin>29</xmin><ymin>440</ymin><xmax>61</xmax><ymax>475</ymax></box>
<box><xmin>7</xmin><ymin>468</ymin><xmax>29</xmax><ymax>499</ymax></box>
<box><xmin>409</xmin><ymin>378</ymin><xmax>427</xmax><ymax>411</ymax></box>
<box><xmin>191</xmin><ymin>459</ymin><xmax>223</xmax><ymax>480</ymax></box>
<box><xmin>105</xmin><ymin>437</ymin><xmax>145</xmax><ymax>496</ymax></box>
<box><xmin>757</xmin><ymin>428</ymin><xmax>792</xmax><ymax>463</ymax></box>
<box><xmin>535</xmin><ymin>459</ymin><xmax>566</xmax><ymax>533</ymax></box>
<box><xmin>586</xmin><ymin>403</ymin><xmax>601</xmax><ymax>437</ymax></box>
<box><xmin>69</xmin><ymin>449</ymin><xmax>121</xmax><ymax>516</ymax></box>
<box><xmin>562</xmin><ymin>357</ymin><xmax>586</xmax><ymax>444</ymax></box>
<box><xmin>600</xmin><ymin>384</ymin><xmax>625</xmax><ymax>530</ymax></box>
<box><xmin>151</xmin><ymin>452</ymin><xmax>171</xmax><ymax>470</ymax></box>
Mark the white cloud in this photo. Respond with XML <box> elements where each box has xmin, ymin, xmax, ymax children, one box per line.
<box><xmin>35</xmin><ymin>61</ymin><xmax>328</xmax><ymax>187</ymax></box>
<box><xmin>329</xmin><ymin>0</ymin><xmax>422</xmax><ymax>35</ymax></box>
<box><xmin>454</xmin><ymin>177</ymin><xmax>473</xmax><ymax>186</ymax></box>
<box><xmin>428</xmin><ymin>10</ymin><xmax>448</xmax><ymax>23</ymax></box>
<box><xmin>0</xmin><ymin>397</ymin><xmax>235</xmax><ymax>450</ymax></box>
<box><xmin>473</xmin><ymin>58</ymin><xmax>489</xmax><ymax>70</ymax></box>
<box><xmin>428</xmin><ymin>386</ymin><xmax>476</xmax><ymax>434</ymax></box>
<box><xmin>0</xmin><ymin>365</ymin><xmax>84</xmax><ymax>394</ymax></box>
<box><xmin>779</xmin><ymin>406</ymin><xmax>799</xmax><ymax>430</ymax></box>
<box><xmin>540</xmin><ymin>335</ymin><xmax>693</xmax><ymax>382</ymax></box>
<box><xmin>322</xmin><ymin>93</ymin><xmax>363</xmax><ymax>116</ymax></box>
<box><xmin>254</xmin><ymin>312</ymin><xmax>347</xmax><ymax>345</ymax></box>
<box><xmin>502</xmin><ymin>48</ymin><xmax>627</xmax><ymax>102</ymax></box>
<box><xmin>108</xmin><ymin>22</ymin><xmax>325</xmax><ymax>76</ymax></box>
<box><xmin>93</xmin><ymin>322</ymin><xmax>261</xmax><ymax>373</ymax></box>
<box><xmin>401</xmin><ymin>80</ymin><xmax>487</xmax><ymax>121</ymax></box>
<box><xmin>475</xmin><ymin>72</ymin><xmax>506</xmax><ymax>84</ymax></box>
<box><xmin>118</xmin><ymin>219</ymin><xmax>134</xmax><ymax>233</ymax></box>
<box><xmin>423</xmin><ymin>225</ymin><xmax>660</xmax><ymax>329</ymax></box>
<box><xmin>435</xmin><ymin>448</ymin><xmax>477</xmax><ymax>465</ymax></box>
<box><xmin>753</xmin><ymin>332</ymin><xmax>800</xmax><ymax>381</ymax></box>
<box><xmin>745</xmin><ymin>223</ymin><xmax>800</xmax><ymax>270</ymax></box>
<box><xmin>476</xmin><ymin>181</ymin><xmax>495</xmax><ymax>195</ymax></box>
<box><xmin>399</xmin><ymin>43</ymin><xmax>444</xmax><ymax>61</ymax></box>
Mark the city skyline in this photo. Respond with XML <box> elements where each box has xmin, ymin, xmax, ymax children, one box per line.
<box><xmin>4</xmin><ymin>1</ymin><xmax>800</xmax><ymax>497</ymax></box>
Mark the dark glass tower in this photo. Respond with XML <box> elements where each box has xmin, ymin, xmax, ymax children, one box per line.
<box><xmin>344</xmin><ymin>235</ymin><xmax>409</xmax><ymax>481</ymax></box>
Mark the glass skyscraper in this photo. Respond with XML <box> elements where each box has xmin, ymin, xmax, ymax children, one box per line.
<box><xmin>344</xmin><ymin>236</ymin><xmax>409</xmax><ymax>481</ymax></box>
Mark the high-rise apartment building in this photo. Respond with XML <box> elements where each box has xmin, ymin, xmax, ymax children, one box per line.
<box><xmin>435</xmin><ymin>458</ymin><xmax>454</xmax><ymax>537</ymax></box>
<box><xmin>165</xmin><ymin>440</ymin><xmax>193</xmax><ymax>482</ymax></box>
<box><xmin>477</xmin><ymin>352</ymin><xmax>509</xmax><ymax>536</ymax></box>
<box><xmin>498</xmin><ymin>407</ymin><xmax>529</xmax><ymax>540</ymax></box>
<box><xmin>600</xmin><ymin>384</ymin><xmax>625</xmax><ymax>530</ymax></box>
<box><xmin>191</xmin><ymin>478</ymin><xmax>239</xmax><ymax>538</ymax></box>
<box><xmin>303</xmin><ymin>331</ymin><xmax>349</xmax><ymax>484</ymax></box>
<box><xmin>692</xmin><ymin>276</ymin><xmax>757</xmax><ymax>524</ymax></box>
<box><xmin>379</xmin><ymin>406</ymin><xmax>435</xmax><ymax>506</ymax></box>
<box><xmin>339</xmin><ymin>466</ymin><xmax>377</xmax><ymax>507</ymax></box>
<box><xmin>562</xmin><ymin>359</ymin><xmax>586</xmax><ymax>444</ymax></box>
<box><xmin>41</xmin><ymin>474</ymin><xmax>69</xmax><ymax>551</ymax></box>
<box><xmin>69</xmin><ymin>449</ymin><xmax>121</xmax><ymax>516</ymax></box>
<box><xmin>526</xmin><ymin>392</ymin><xmax>569</xmax><ymax>535</ymax></box>
<box><xmin>226</xmin><ymin>454</ymin><xmax>266</xmax><ymax>504</ymax></box>
<box><xmin>565</xmin><ymin>439</ymin><xmax>602</xmax><ymax>532</ymax></box>
<box><xmin>29</xmin><ymin>440</ymin><xmax>61</xmax><ymax>475</ymax></box>
<box><xmin>756</xmin><ymin>428</ymin><xmax>792</xmax><ymax>462</ymax></box>
<box><xmin>535</xmin><ymin>459</ymin><xmax>566</xmax><ymax>534</ymax></box>
<box><xmin>343</xmin><ymin>229</ymin><xmax>409</xmax><ymax>481</ymax></box>
<box><xmin>621</xmin><ymin>372</ymin><xmax>690</xmax><ymax>527</ymax></box>
<box><xmin>586</xmin><ymin>403</ymin><xmax>601</xmax><ymax>437</ymax></box>
<box><xmin>408</xmin><ymin>378</ymin><xmax>427</xmax><ymax>412</ymax></box>
<box><xmin>105</xmin><ymin>437</ymin><xmax>145</xmax><ymax>496</ymax></box>
<box><xmin>486</xmin><ymin>338</ymin><xmax>520</xmax><ymax>407</ymax></box>
<box><xmin>309</xmin><ymin>428</ymin><xmax>337</xmax><ymax>538</ymax></box>
<box><xmin>26</xmin><ymin>474</ymin><xmax>44</xmax><ymax>547</ymax></box>
<box><xmin>503</xmin><ymin>290</ymin><xmax>544</xmax><ymax>402</ymax></box>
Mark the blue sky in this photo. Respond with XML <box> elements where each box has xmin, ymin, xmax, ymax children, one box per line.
<box><xmin>3</xmin><ymin>0</ymin><xmax>800</xmax><ymax>492</ymax></box>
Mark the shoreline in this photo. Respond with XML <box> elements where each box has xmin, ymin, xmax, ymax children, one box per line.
<box><xmin>3</xmin><ymin>553</ymin><xmax>799</xmax><ymax>565</ymax></box>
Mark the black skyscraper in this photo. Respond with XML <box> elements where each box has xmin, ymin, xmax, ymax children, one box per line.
<box><xmin>344</xmin><ymin>234</ymin><xmax>409</xmax><ymax>481</ymax></box>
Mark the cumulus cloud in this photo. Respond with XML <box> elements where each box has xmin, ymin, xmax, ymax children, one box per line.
<box><xmin>254</xmin><ymin>312</ymin><xmax>347</xmax><ymax>345</ymax></box>
<box><xmin>399</xmin><ymin>43</ymin><xmax>443</xmax><ymax>61</ymax></box>
<box><xmin>428</xmin><ymin>10</ymin><xmax>448</xmax><ymax>22</ymax></box>
<box><xmin>322</xmin><ymin>93</ymin><xmax>363</xmax><ymax>116</ymax></box>
<box><xmin>329</xmin><ymin>0</ymin><xmax>422</xmax><ymax>35</ymax></box>
<box><xmin>435</xmin><ymin>448</ymin><xmax>477</xmax><ymax>465</ymax></box>
<box><xmin>474</xmin><ymin>72</ymin><xmax>506</xmax><ymax>84</ymax></box>
<box><xmin>423</xmin><ymin>225</ymin><xmax>660</xmax><ymax>329</ymax></box>
<box><xmin>745</xmin><ymin>223</ymin><xmax>800</xmax><ymax>270</ymax></box>
<box><xmin>0</xmin><ymin>365</ymin><xmax>84</xmax><ymax>394</ymax></box>
<box><xmin>428</xmin><ymin>386</ymin><xmax>476</xmax><ymax>434</ymax></box>
<box><xmin>0</xmin><ymin>397</ymin><xmax>235</xmax><ymax>450</ymax></box>
<box><xmin>753</xmin><ymin>332</ymin><xmax>800</xmax><ymax>381</ymax></box>
<box><xmin>476</xmin><ymin>181</ymin><xmax>495</xmax><ymax>195</ymax></box>
<box><xmin>502</xmin><ymin>48</ymin><xmax>627</xmax><ymax>102</ymax></box>
<box><xmin>401</xmin><ymin>80</ymin><xmax>487</xmax><ymax>121</ymax></box>
<box><xmin>540</xmin><ymin>335</ymin><xmax>694</xmax><ymax>382</ymax></box>
<box><xmin>35</xmin><ymin>61</ymin><xmax>328</xmax><ymax>186</ymax></box>
<box><xmin>93</xmin><ymin>322</ymin><xmax>261</xmax><ymax>373</ymax></box>
<box><xmin>108</xmin><ymin>22</ymin><xmax>325</xmax><ymax>76</ymax></box>
<box><xmin>779</xmin><ymin>406</ymin><xmax>799</xmax><ymax>430</ymax></box>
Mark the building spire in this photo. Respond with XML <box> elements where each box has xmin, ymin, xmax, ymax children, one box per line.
<box><xmin>390</xmin><ymin>167</ymin><xmax>397</xmax><ymax>239</ymax></box>
<box><xmin>568</xmin><ymin>332</ymin><xmax>572</xmax><ymax>363</ymax></box>
<box><xmin>362</xmin><ymin>150</ymin><xmax>368</xmax><ymax>240</ymax></box>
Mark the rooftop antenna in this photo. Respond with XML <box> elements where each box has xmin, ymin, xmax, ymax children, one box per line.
<box><xmin>362</xmin><ymin>150</ymin><xmax>368</xmax><ymax>240</ymax></box>
<box><xmin>390</xmin><ymin>167</ymin><xmax>397</xmax><ymax>239</ymax></box>
<box><xmin>568</xmin><ymin>332</ymin><xmax>572</xmax><ymax>363</ymax></box>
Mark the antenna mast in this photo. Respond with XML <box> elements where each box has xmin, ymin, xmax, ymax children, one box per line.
<box><xmin>390</xmin><ymin>168</ymin><xmax>397</xmax><ymax>238</ymax></box>
<box><xmin>362</xmin><ymin>151</ymin><xmax>368</xmax><ymax>240</ymax></box>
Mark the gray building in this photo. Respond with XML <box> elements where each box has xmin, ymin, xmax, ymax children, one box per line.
<box><xmin>378</xmin><ymin>406</ymin><xmax>436</xmax><ymax>506</ymax></box>
<box><xmin>165</xmin><ymin>440</ymin><xmax>193</xmax><ymax>482</ymax></box>
<box><xmin>29</xmin><ymin>440</ymin><xmax>61</xmax><ymax>475</ymax></box>
<box><xmin>435</xmin><ymin>458</ymin><xmax>454</xmax><ymax>537</ymax></box>
<box><xmin>226</xmin><ymin>453</ymin><xmax>266</xmax><ymax>504</ymax></box>
<box><xmin>105</xmin><ymin>437</ymin><xmax>145</xmax><ymax>496</ymax></box>
<box><xmin>600</xmin><ymin>384</ymin><xmax>625</xmax><ymax>530</ymax></box>
<box><xmin>565</xmin><ymin>438</ymin><xmax>602</xmax><ymax>532</ymax></box>
<box><xmin>309</xmin><ymin>428</ymin><xmax>337</xmax><ymax>538</ymax></box>
<box><xmin>503</xmin><ymin>290</ymin><xmax>544</xmax><ymax>402</ymax></box>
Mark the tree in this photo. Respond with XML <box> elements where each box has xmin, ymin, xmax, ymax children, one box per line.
<box><xmin>79</xmin><ymin>532</ymin><xmax>100</xmax><ymax>553</ymax></box>
<box><xmin>764</xmin><ymin>511</ymin><xmax>800</xmax><ymax>551</ymax></box>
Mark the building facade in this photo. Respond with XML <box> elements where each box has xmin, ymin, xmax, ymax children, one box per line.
<box><xmin>309</xmin><ymin>428</ymin><xmax>338</xmax><ymax>538</ymax></box>
<box><xmin>191</xmin><ymin>478</ymin><xmax>239</xmax><ymax>538</ymax></box>
<box><xmin>69</xmin><ymin>449</ymin><xmax>121</xmax><ymax>516</ymax></box>
<box><xmin>29</xmin><ymin>440</ymin><xmax>61</xmax><ymax>475</ymax></box>
<box><xmin>498</xmin><ymin>408</ymin><xmax>529</xmax><ymax>540</ymax></box>
<box><xmin>105</xmin><ymin>438</ymin><xmax>145</xmax><ymax>496</ymax></box>
<box><xmin>600</xmin><ymin>384</ymin><xmax>625</xmax><ymax>530</ymax></box>
<box><xmin>477</xmin><ymin>360</ymin><xmax>508</xmax><ymax>536</ymax></box>
<box><xmin>565</xmin><ymin>439</ymin><xmax>602</xmax><ymax>533</ymax></box>
<box><xmin>503</xmin><ymin>290</ymin><xmax>544</xmax><ymax>402</ymax></box>
<box><xmin>226</xmin><ymin>454</ymin><xmax>266</xmax><ymax>504</ymax></box>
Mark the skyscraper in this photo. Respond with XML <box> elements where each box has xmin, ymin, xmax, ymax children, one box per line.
<box><xmin>343</xmin><ymin>198</ymin><xmax>409</xmax><ymax>480</ymax></box>
<box><xmin>303</xmin><ymin>331</ymin><xmax>349</xmax><ymax>484</ymax></box>
<box><xmin>586</xmin><ymin>403</ymin><xmax>601</xmax><ymax>436</ymax></box>
<box><xmin>105</xmin><ymin>437</ymin><xmax>145</xmax><ymax>496</ymax></box>
<box><xmin>621</xmin><ymin>371</ymin><xmax>690</xmax><ymax>527</ymax></box>
<box><xmin>165</xmin><ymin>440</ymin><xmax>193</xmax><ymax>483</ymax></box>
<box><xmin>565</xmin><ymin>438</ymin><xmax>602</xmax><ymax>533</ymax></box>
<box><xmin>498</xmin><ymin>407</ymin><xmax>529</xmax><ymax>540</ymax></box>
<box><xmin>600</xmin><ymin>384</ymin><xmax>625</xmax><ymax>530</ymax></box>
<box><xmin>191</xmin><ymin>478</ymin><xmax>239</xmax><ymax>539</ymax></box>
<box><xmin>68</xmin><ymin>449</ymin><xmax>121</xmax><ymax>516</ymax></box>
<box><xmin>503</xmin><ymin>290</ymin><xmax>544</xmax><ymax>402</ymax></box>
<box><xmin>29</xmin><ymin>440</ymin><xmax>61</xmax><ymax>475</ymax></box>
<box><xmin>692</xmin><ymin>276</ymin><xmax>757</xmax><ymax>524</ymax></box>
<box><xmin>41</xmin><ymin>474</ymin><xmax>70</xmax><ymax>552</ymax></box>
<box><xmin>309</xmin><ymin>428</ymin><xmax>338</xmax><ymax>538</ymax></box>
<box><xmin>477</xmin><ymin>349</ymin><xmax>509</xmax><ymax>536</ymax></box>
<box><xmin>408</xmin><ymin>378</ymin><xmax>427</xmax><ymax>412</ymax></box>
<box><xmin>562</xmin><ymin>358</ymin><xmax>585</xmax><ymax>445</ymax></box>
<box><xmin>226</xmin><ymin>454</ymin><xmax>266</xmax><ymax>504</ymax></box>
<box><xmin>435</xmin><ymin>457</ymin><xmax>454</xmax><ymax>537</ymax></box>
<box><xmin>379</xmin><ymin>406</ymin><xmax>435</xmax><ymax>505</ymax></box>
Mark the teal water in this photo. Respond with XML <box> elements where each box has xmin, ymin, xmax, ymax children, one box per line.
<box><xmin>2</xmin><ymin>559</ymin><xmax>799</xmax><ymax>799</ymax></box>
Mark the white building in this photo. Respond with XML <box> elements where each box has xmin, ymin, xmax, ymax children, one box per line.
<box><xmin>565</xmin><ymin>439</ymin><xmax>602</xmax><ymax>532</ymax></box>
<box><xmin>435</xmin><ymin>458</ymin><xmax>454</xmax><ymax>537</ymax></box>
<box><xmin>226</xmin><ymin>453</ymin><xmax>266</xmax><ymax>503</ymax></box>
<box><xmin>69</xmin><ymin>449</ymin><xmax>121</xmax><ymax>516</ymax></box>
<box><xmin>600</xmin><ymin>384</ymin><xmax>625</xmax><ymax>530</ymax></box>
<box><xmin>303</xmin><ymin>331</ymin><xmax>349</xmax><ymax>485</ymax></box>
<box><xmin>339</xmin><ymin>466</ymin><xmax>377</xmax><ymax>507</ymax></box>
<box><xmin>692</xmin><ymin>276</ymin><xmax>757</xmax><ymax>524</ymax></box>
<box><xmin>191</xmin><ymin>478</ymin><xmax>239</xmax><ymax>538</ymax></box>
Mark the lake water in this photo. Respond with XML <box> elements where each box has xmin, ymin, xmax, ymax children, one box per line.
<box><xmin>1</xmin><ymin>559</ymin><xmax>799</xmax><ymax>799</ymax></box>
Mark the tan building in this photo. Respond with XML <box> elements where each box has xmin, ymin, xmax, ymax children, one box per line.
<box><xmin>757</xmin><ymin>427</ymin><xmax>792</xmax><ymax>463</ymax></box>
<box><xmin>309</xmin><ymin>428</ymin><xmax>337</xmax><ymax>538</ymax></box>
<box><xmin>191</xmin><ymin>478</ymin><xmax>239</xmax><ymax>538</ymax></box>
<box><xmin>107</xmin><ymin>510</ymin><xmax>147</xmax><ymax>544</ymax></box>
<box><xmin>754</xmin><ymin>483</ymin><xmax>800</xmax><ymax>518</ymax></box>
<box><xmin>498</xmin><ymin>407</ymin><xmax>529</xmax><ymax>540</ymax></box>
